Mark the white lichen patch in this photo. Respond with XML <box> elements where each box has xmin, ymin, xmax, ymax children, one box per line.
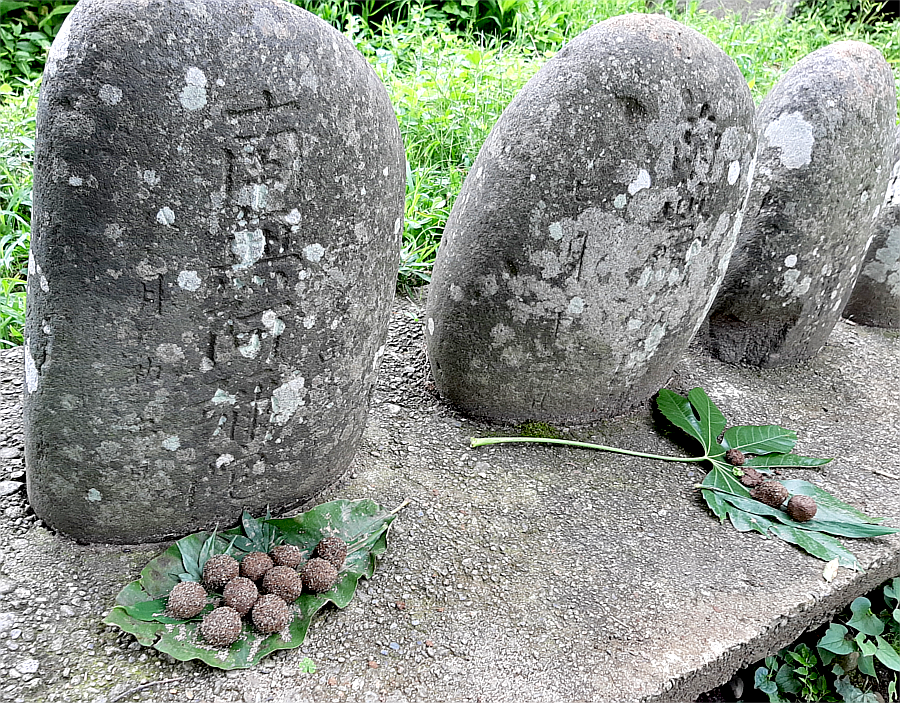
<box><xmin>727</xmin><ymin>161</ymin><xmax>741</xmax><ymax>185</ymax></box>
<box><xmin>285</xmin><ymin>209</ymin><xmax>302</xmax><ymax>225</ymax></box>
<box><xmin>271</xmin><ymin>377</ymin><xmax>306</xmax><ymax>425</ymax></box>
<box><xmin>548</xmin><ymin>222</ymin><xmax>564</xmax><ymax>241</ymax></box>
<box><xmin>862</xmin><ymin>225</ymin><xmax>900</xmax><ymax>295</ymax></box>
<box><xmin>156</xmin><ymin>207</ymin><xmax>176</xmax><ymax>226</ymax></box>
<box><xmin>779</xmin><ymin>268</ymin><xmax>813</xmax><ymax>298</ymax></box>
<box><xmin>179</xmin><ymin>67</ymin><xmax>208</xmax><ymax>111</ymax></box>
<box><xmin>303</xmin><ymin>243</ymin><xmax>325</xmax><ymax>263</ymax></box>
<box><xmin>68</xmin><ymin>176</ymin><xmax>83</xmax><ymax>187</ymax></box>
<box><xmin>216</xmin><ymin>454</ymin><xmax>234</xmax><ymax>468</ymax></box>
<box><xmin>567</xmin><ymin>297</ymin><xmax>585</xmax><ymax>315</ymax></box>
<box><xmin>764</xmin><ymin>111</ymin><xmax>814</xmax><ymax>169</ymax></box>
<box><xmin>261</xmin><ymin>310</ymin><xmax>285</xmax><ymax>336</ymax></box>
<box><xmin>99</xmin><ymin>84</ymin><xmax>123</xmax><ymax>106</ymax></box>
<box><xmin>614</xmin><ymin>194</ymin><xmax>627</xmax><ymax>209</ymax></box>
<box><xmin>86</xmin><ymin>488</ymin><xmax>102</xmax><ymax>502</ymax></box>
<box><xmin>490</xmin><ymin>323</ymin><xmax>515</xmax><ymax>348</ymax></box>
<box><xmin>24</xmin><ymin>343</ymin><xmax>39</xmax><ymax>393</ymax></box>
<box><xmin>628</xmin><ymin>169</ymin><xmax>651</xmax><ymax>195</ymax></box>
<box><xmin>143</xmin><ymin>170</ymin><xmax>160</xmax><ymax>186</ymax></box>
<box><xmin>302</xmin><ymin>314</ymin><xmax>316</xmax><ymax>330</ymax></box>
<box><xmin>427</xmin><ymin>318</ymin><xmax>435</xmax><ymax>335</ymax></box>
<box><xmin>156</xmin><ymin>343</ymin><xmax>185</xmax><ymax>364</ymax></box>
<box><xmin>177</xmin><ymin>270</ymin><xmax>201</xmax><ymax>291</ymax></box>
<box><xmin>231</xmin><ymin>229</ymin><xmax>265</xmax><ymax>270</ymax></box>
<box><xmin>685</xmin><ymin>239</ymin><xmax>702</xmax><ymax>263</ymax></box>
<box><xmin>161</xmin><ymin>435</ymin><xmax>181</xmax><ymax>451</ymax></box>
<box><xmin>238</xmin><ymin>333</ymin><xmax>261</xmax><ymax>359</ymax></box>
<box><xmin>211</xmin><ymin>389</ymin><xmax>237</xmax><ymax>405</ymax></box>
<box><xmin>784</xmin><ymin>254</ymin><xmax>798</xmax><ymax>268</ymax></box>
<box><xmin>238</xmin><ymin>184</ymin><xmax>268</xmax><ymax>212</ymax></box>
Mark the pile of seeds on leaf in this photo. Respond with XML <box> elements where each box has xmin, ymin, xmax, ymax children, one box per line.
<box><xmin>166</xmin><ymin>536</ymin><xmax>348</xmax><ymax>646</ymax></box>
<box><xmin>727</xmin><ymin>449</ymin><xmax>818</xmax><ymax>522</ymax></box>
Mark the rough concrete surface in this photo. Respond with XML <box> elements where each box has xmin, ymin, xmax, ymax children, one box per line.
<box><xmin>1</xmin><ymin>291</ymin><xmax>899</xmax><ymax>703</ymax></box>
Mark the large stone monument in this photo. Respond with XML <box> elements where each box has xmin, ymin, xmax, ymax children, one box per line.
<box><xmin>843</xmin><ymin>126</ymin><xmax>900</xmax><ymax>328</ymax></box>
<box><xmin>705</xmin><ymin>42</ymin><xmax>895</xmax><ymax>366</ymax></box>
<box><xmin>425</xmin><ymin>14</ymin><xmax>756</xmax><ymax>422</ymax></box>
<box><xmin>25</xmin><ymin>0</ymin><xmax>405</xmax><ymax>542</ymax></box>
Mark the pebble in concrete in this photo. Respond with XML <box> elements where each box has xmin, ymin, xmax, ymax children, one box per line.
<box><xmin>705</xmin><ymin>41</ymin><xmax>896</xmax><ymax>366</ymax></box>
<box><xmin>425</xmin><ymin>14</ymin><xmax>755</xmax><ymax>422</ymax></box>
<box><xmin>24</xmin><ymin>0</ymin><xmax>405</xmax><ymax>543</ymax></box>
<box><xmin>844</xmin><ymin>126</ymin><xmax>900</xmax><ymax>328</ymax></box>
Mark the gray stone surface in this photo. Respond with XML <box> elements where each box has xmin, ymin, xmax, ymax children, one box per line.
<box><xmin>705</xmin><ymin>41</ymin><xmax>896</xmax><ymax>367</ymax></box>
<box><xmin>426</xmin><ymin>14</ymin><xmax>756</xmax><ymax>424</ymax></box>
<box><xmin>1</xmin><ymin>294</ymin><xmax>900</xmax><ymax>702</ymax></box>
<box><xmin>648</xmin><ymin>0</ymin><xmax>797</xmax><ymax>21</ymax></box>
<box><xmin>844</xmin><ymin>126</ymin><xmax>900</xmax><ymax>328</ymax></box>
<box><xmin>25</xmin><ymin>0</ymin><xmax>405</xmax><ymax>543</ymax></box>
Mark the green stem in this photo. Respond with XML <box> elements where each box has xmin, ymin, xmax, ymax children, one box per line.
<box><xmin>469</xmin><ymin>436</ymin><xmax>706</xmax><ymax>463</ymax></box>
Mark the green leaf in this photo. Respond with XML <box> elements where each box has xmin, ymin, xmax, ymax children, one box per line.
<box><xmin>779</xmin><ymin>481</ymin><xmax>884</xmax><ymax>525</ymax></box>
<box><xmin>656</xmin><ymin>388</ymin><xmax>704</xmax><ymax>448</ymax></box>
<box><xmin>769</xmin><ymin>524</ymin><xmax>859</xmax><ymax>569</ymax></box>
<box><xmin>297</xmin><ymin>657</ymin><xmax>316</xmax><ymax>674</ymax></box>
<box><xmin>858</xmin><ymin>654</ymin><xmax>877</xmax><ymax>677</ymax></box>
<box><xmin>834</xmin><ymin>676</ymin><xmax>880</xmax><ymax>703</ymax></box>
<box><xmin>884</xmin><ymin>577</ymin><xmax>899</xmax><ymax>607</ymax></box>
<box><xmin>775</xmin><ymin>662</ymin><xmax>802</xmax><ymax>694</ymax></box>
<box><xmin>687</xmin><ymin>387</ymin><xmax>727</xmax><ymax>456</ymax></box>
<box><xmin>847</xmin><ymin>598</ymin><xmax>885</xmax><ymax>636</ymax></box>
<box><xmin>744</xmin><ymin>454</ymin><xmax>832</xmax><ymax>469</ymax></box>
<box><xmin>818</xmin><ymin>623</ymin><xmax>855</xmax><ymax>655</ymax></box>
<box><xmin>727</xmin><ymin>505</ymin><xmax>775</xmax><ymax>536</ymax></box>
<box><xmin>874</xmin><ymin>636</ymin><xmax>900</xmax><ymax>671</ymax></box>
<box><xmin>701</xmin><ymin>464</ymin><xmax>751</xmax><ymax>522</ymax></box>
<box><xmin>721</xmin><ymin>425</ymin><xmax>797</xmax><ymax>455</ymax></box>
<box><xmin>104</xmin><ymin>499</ymin><xmax>400</xmax><ymax>669</ymax></box>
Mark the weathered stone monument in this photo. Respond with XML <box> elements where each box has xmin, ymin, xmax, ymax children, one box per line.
<box><xmin>425</xmin><ymin>14</ymin><xmax>756</xmax><ymax>422</ymax></box>
<box><xmin>843</xmin><ymin>126</ymin><xmax>900</xmax><ymax>328</ymax></box>
<box><xmin>25</xmin><ymin>0</ymin><xmax>405</xmax><ymax>542</ymax></box>
<box><xmin>705</xmin><ymin>42</ymin><xmax>895</xmax><ymax>366</ymax></box>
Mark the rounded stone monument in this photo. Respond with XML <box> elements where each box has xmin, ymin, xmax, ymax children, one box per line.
<box><xmin>425</xmin><ymin>14</ymin><xmax>756</xmax><ymax>422</ymax></box>
<box><xmin>25</xmin><ymin>0</ymin><xmax>405</xmax><ymax>542</ymax></box>
<box><xmin>706</xmin><ymin>41</ymin><xmax>896</xmax><ymax>365</ymax></box>
<box><xmin>843</xmin><ymin>126</ymin><xmax>900</xmax><ymax>328</ymax></box>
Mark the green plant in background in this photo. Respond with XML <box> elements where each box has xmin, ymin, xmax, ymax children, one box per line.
<box><xmin>748</xmin><ymin>578</ymin><xmax>900</xmax><ymax>702</ymax></box>
<box><xmin>0</xmin><ymin>0</ymin><xmax>73</xmax><ymax>80</ymax></box>
<box><xmin>472</xmin><ymin>387</ymin><xmax>899</xmax><ymax>568</ymax></box>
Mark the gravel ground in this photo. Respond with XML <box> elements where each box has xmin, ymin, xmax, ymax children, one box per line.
<box><xmin>0</xmin><ymin>291</ymin><xmax>898</xmax><ymax>703</ymax></box>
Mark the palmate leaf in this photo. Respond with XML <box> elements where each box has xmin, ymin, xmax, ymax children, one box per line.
<box><xmin>104</xmin><ymin>499</ymin><xmax>401</xmax><ymax>669</ymax></box>
<box><xmin>744</xmin><ymin>454</ymin><xmax>832</xmax><ymax>469</ymax></box>
<box><xmin>687</xmin><ymin>387</ymin><xmax>727</xmax><ymax>457</ymax></box>
<box><xmin>656</xmin><ymin>389</ymin><xmax>705</xmax><ymax>448</ymax></box>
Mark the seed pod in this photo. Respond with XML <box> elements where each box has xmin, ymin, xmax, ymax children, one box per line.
<box><xmin>202</xmin><ymin>554</ymin><xmax>239</xmax><ymax>590</ymax></box>
<box><xmin>750</xmin><ymin>481</ymin><xmax>788</xmax><ymax>508</ymax></box>
<box><xmin>739</xmin><ymin>467</ymin><xmax>765</xmax><ymax>488</ymax></box>
<box><xmin>787</xmin><ymin>495</ymin><xmax>817</xmax><ymax>522</ymax></box>
<box><xmin>725</xmin><ymin>449</ymin><xmax>746</xmax><ymax>466</ymax></box>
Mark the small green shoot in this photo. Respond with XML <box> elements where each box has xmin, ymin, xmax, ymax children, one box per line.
<box><xmin>298</xmin><ymin>657</ymin><xmax>316</xmax><ymax>674</ymax></box>
<box><xmin>471</xmin><ymin>387</ymin><xmax>898</xmax><ymax>568</ymax></box>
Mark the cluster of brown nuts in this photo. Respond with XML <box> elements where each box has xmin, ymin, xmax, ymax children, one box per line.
<box><xmin>165</xmin><ymin>536</ymin><xmax>349</xmax><ymax>647</ymax></box>
<box><xmin>727</xmin><ymin>449</ymin><xmax>818</xmax><ymax>522</ymax></box>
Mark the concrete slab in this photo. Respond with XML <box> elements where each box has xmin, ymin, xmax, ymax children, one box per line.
<box><xmin>0</xmin><ymin>292</ymin><xmax>898</xmax><ymax>703</ymax></box>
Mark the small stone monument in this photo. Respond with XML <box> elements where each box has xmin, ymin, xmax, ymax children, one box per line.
<box><xmin>25</xmin><ymin>0</ymin><xmax>405</xmax><ymax>542</ymax></box>
<box><xmin>843</xmin><ymin>126</ymin><xmax>900</xmax><ymax>328</ymax></box>
<box><xmin>425</xmin><ymin>14</ymin><xmax>756</xmax><ymax>422</ymax></box>
<box><xmin>705</xmin><ymin>41</ymin><xmax>896</xmax><ymax>365</ymax></box>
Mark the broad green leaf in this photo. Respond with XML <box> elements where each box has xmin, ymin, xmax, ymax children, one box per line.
<box><xmin>728</xmin><ymin>506</ymin><xmax>775</xmax><ymax>536</ymax></box>
<box><xmin>657</xmin><ymin>389</ymin><xmax>704</xmax><ymax>448</ymax></box>
<box><xmin>104</xmin><ymin>499</ymin><xmax>399</xmax><ymax>669</ymax></box>
<box><xmin>701</xmin><ymin>464</ymin><xmax>750</xmax><ymax>522</ymax></box>
<box><xmin>834</xmin><ymin>676</ymin><xmax>880</xmax><ymax>703</ymax></box>
<box><xmin>122</xmin><ymin>598</ymin><xmax>214</xmax><ymax>624</ymax></box>
<box><xmin>769</xmin><ymin>524</ymin><xmax>858</xmax><ymax>569</ymax></box>
<box><xmin>855</xmin><ymin>632</ymin><xmax>877</xmax><ymax>657</ymax></box>
<box><xmin>875</xmin><ymin>636</ymin><xmax>900</xmax><ymax>671</ymax></box>
<box><xmin>744</xmin><ymin>454</ymin><xmax>831</xmax><ymax>469</ymax></box>
<box><xmin>176</xmin><ymin>532</ymin><xmax>210</xmax><ymax>582</ymax></box>
<box><xmin>884</xmin><ymin>577</ymin><xmax>899</xmax><ymax>607</ymax></box>
<box><xmin>858</xmin><ymin>654</ymin><xmax>877</xmax><ymax>677</ymax></box>
<box><xmin>780</xmin><ymin>480</ymin><xmax>883</xmax><ymax>525</ymax></box>
<box><xmin>721</xmin><ymin>425</ymin><xmax>797</xmax><ymax>456</ymax></box>
<box><xmin>818</xmin><ymin>623</ymin><xmax>855</xmax><ymax>655</ymax></box>
<box><xmin>687</xmin><ymin>387</ymin><xmax>727</xmax><ymax>456</ymax></box>
<box><xmin>775</xmin><ymin>662</ymin><xmax>802</xmax><ymax>695</ymax></box>
<box><xmin>847</xmin><ymin>598</ymin><xmax>885</xmax><ymax>636</ymax></box>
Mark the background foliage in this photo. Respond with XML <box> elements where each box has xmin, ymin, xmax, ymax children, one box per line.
<box><xmin>1</xmin><ymin>0</ymin><xmax>899</xmax><ymax>343</ymax></box>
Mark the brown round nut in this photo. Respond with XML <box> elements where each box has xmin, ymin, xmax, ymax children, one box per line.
<box><xmin>241</xmin><ymin>552</ymin><xmax>274</xmax><ymax>581</ymax></box>
<box><xmin>263</xmin><ymin>566</ymin><xmax>304</xmax><ymax>603</ymax></box>
<box><xmin>750</xmin><ymin>481</ymin><xmax>789</xmax><ymax>508</ymax></box>
<box><xmin>787</xmin><ymin>495</ymin><xmax>817</xmax><ymax>522</ymax></box>
<box><xmin>252</xmin><ymin>594</ymin><xmax>293</xmax><ymax>634</ymax></box>
<box><xmin>271</xmin><ymin>544</ymin><xmax>304</xmax><ymax>569</ymax></box>
<box><xmin>725</xmin><ymin>449</ymin><xmax>746</xmax><ymax>466</ymax></box>
<box><xmin>739</xmin><ymin>467</ymin><xmax>765</xmax><ymax>488</ymax></box>
<box><xmin>166</xmin><ymin>581</ymin><xmax>207</xmax><ymax>619</ymax></box>
<box><xmin>202</xmin><ymin>554</ymin><xmax>239</xmax><ymax>591</ymax></box>
<box><xmin>200</xmin><ymin>606</ymin><xmax>243</xmax><ymax>646</ymax></box>
<box><xmin>315</xmin><ymin>536</ymin><xmax>348</xmax><ymax>570</ymax></box>
<box><xmin>223</xmin><ymin>576</ymin><xmax>259</xmax><ymax>616</ymax></box>
<box><xmin>302</xmin><ymin>558</ymin><xmax>339</xmax><ymax>593</ymax></box>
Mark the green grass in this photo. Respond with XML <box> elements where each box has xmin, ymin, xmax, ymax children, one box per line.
<box><xmin>1</xmin><ymin>1</ymin><xmax>900</xmax><ymax>344</ymax></box>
